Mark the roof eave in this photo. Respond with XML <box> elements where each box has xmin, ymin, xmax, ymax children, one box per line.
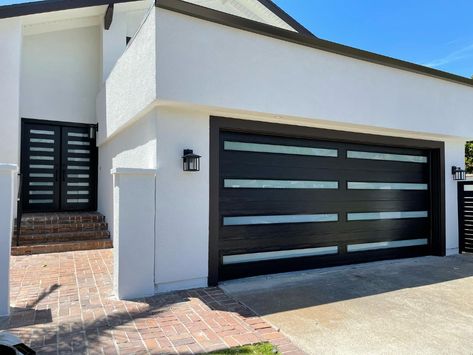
<box><xmin>0</xmin><ymin>0</ymin><xmax>142</xmax><ymax>19</ymax></box>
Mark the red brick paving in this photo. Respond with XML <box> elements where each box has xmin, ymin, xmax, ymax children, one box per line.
<box><xmin>0</xmin><ymin>249</ymin><xmax>304</xmax><ymax>354</ymax></box>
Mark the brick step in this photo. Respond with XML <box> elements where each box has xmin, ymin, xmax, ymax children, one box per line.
<box><xmin>11</xmin><ymin>239</ymin><xmax>113</xmax><ymax>256</ymax></box>
<box><xmin>16</xmin><ymin>212</ymin><xmax>105</xmax><ymax>226</ymax></box>
<box><xmin>14</xmin><ymin>222</ymin><xmax>108</xmax><ymax>235</ymax></box>
<box><xmin>12</xmin><ymin>230</ymin><xmax>111</xmax><ymax>245</ymax></box>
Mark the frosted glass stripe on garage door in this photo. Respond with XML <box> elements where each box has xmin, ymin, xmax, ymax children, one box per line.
<box><xmin>224</xmin><ymin>179</ymin><xmax>338</xmax><ymax>189</ymax></box>
<box><xmin>347</xmin><ymin>182</ymin><xmax>428</xmax><ymax>190</ymax></box>
<box><xmin>347</xmin><ymin>150</ymin><xmax>427</xmax><ymax>163</ymax></box>
<box><xmin>347</xmin><ymin>211</ymin><xmax>428</xmax><ymax>221</ymax></box>
<box><xmin>224</xmin><ymin>141</ymin><xmax>338</xmax><ymax>157</ymax></box>
<box><xmin>222</xmin><ymin>246</ymin><xmax>339</xmax><ymax>265</ymax></box>
<box><xmin>347</xmin><ymin>238</ymin><xmax>428</xmax><ymax>252</ymax></box>
<box><xmin>224</xmin><ymin>213</ymin><xmax>338</xmax><ymax>226</ymax></box>
<box><xmin>465</xmin><ymin>185</ymin><xmax>473</xmax><ymax>191</ymax></box>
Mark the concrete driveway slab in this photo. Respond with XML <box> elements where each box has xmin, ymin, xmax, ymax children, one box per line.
<box><xmin>222</xmin><ymin>255</ymin><xmax>473</xmax><ymax>355</ymax></box>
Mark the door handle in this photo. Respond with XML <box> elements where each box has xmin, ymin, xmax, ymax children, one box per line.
<box><xmin>62</xmin><ymin>164</ymin><xmax>67</xmax><ymax>182</ymax></box>
<box><xmin>54</xmin><ymin>167</ymin><xmax>59</xmax><ymax>182</ymax></box>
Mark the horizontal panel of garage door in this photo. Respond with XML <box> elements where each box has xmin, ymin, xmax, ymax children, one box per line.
<box><xmin>218</xmin><ymin>131</ymin><xmax>432</xmax><ymax>280</ymax></box>
<box><xmin>221</xmin><ymin>154</ymin><xmax>429</xmax><ymax>181</ymax></box>
<box><xmin>220</xmin><ymin>190</ymin><xmax>429</xmax><ymax>214</ymax></box>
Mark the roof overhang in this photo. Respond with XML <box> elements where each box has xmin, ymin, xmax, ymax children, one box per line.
<box><xmin>0</xmin><ymin>0</ymin><xmax>142</xmax><ymax>19</ymax></box>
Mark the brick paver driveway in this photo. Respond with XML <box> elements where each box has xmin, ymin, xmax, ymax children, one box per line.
<box><xmin>0</xmin><ymin>250</ymin><xmax>301</xmax><ymax>354</ymax></box>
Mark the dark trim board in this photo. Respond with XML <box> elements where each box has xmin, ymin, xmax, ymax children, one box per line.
<box><xmin>104</xmin><ymin>4</ymin><xmax>115</xmax><ymax>30</ymax></box>
<box><xmin>209</xmin><ymin>116</ymin><xmax>446</xmax><ymax>285</ymax></box>
<box><xmin>155</xmin><ymin>0</ymin><xmax>473</xmax><ymax>88</ymax></box>
<box><xmin>0</xmin><ymin>0</ymin><xmax>141</xmax><ymax>19</ymax></box>
<box><xmin>255</xmin><ymin>0</ymin><xmax>315</xmax><ymax>37</ymax></box>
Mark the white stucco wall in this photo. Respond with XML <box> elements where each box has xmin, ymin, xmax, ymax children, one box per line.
<box><xmin>102</xmin><ymin>11</ymin><xmax>127</xmax><ymax>82</ymax></box>
<box><xmin>97</xmin><ymin>7</ymin><xmax>156</xmax><ymax>144</ymax></box>
<box><xmin>21</xmin><ymin>25</ymin><xmax>100</xmax><ymax>124</ymax></box>
<box><xmin>97</xmin><ymin>110</ymin><xmax>157</xmax><ymax>239</ymax></box>
<box><xmin>154</xmin><ymin>107</ymin><xmax>209</xmax><ymax>292</ymax></box>
<box><xmin>126</xmin><ymin>9</ymin><xmax>149</xmax><ymax>37</ymax></box>
<box><xmin>101</xmin><ymin>5</ymin><xmax>150</xmax><ymax>82</ymax></box>
<box><xmin>155</xmin><ymin>8</ymin><xmax>473</xmax><ymax>140</ymax></box>
<box><xmin>445</xmin><ymin>139</ymin><xmax>466</xmax><ymax>255</ymax></box>
<box><xmin>0</xmin><ymin>18</ymin><xmax>22</xmax><ymax>165</ymax></box>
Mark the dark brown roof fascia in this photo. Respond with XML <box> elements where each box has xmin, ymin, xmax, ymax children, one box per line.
<box><xmin>0</xmin><ymin>0</ymin><xmax>141</xmax><ymax>19</ymax></box>
<box><xmin>156</xmin><ymin>0</ymin><xmax>473</xmax><ymax>88</ymax></box>
<box><xmin>256</xmin><ymin>0</ymin><xmax>315</xmax><ymax>37</ymax></box>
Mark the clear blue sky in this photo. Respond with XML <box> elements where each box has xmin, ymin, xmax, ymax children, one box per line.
<box><xmin>1</xmin><ymin>0</ymin><xmax>472</xmax><ymax>78</ymax></box>
<box><xmin>274</xmin><ymin>0</ymin><xmax>473</xmax><ymax>78</ymax></box>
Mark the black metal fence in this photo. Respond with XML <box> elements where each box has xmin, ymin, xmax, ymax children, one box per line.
<box><xmin>458</xmin><ymin>181</ymin><xmax>473</xmax><ymax>253</ymax></box>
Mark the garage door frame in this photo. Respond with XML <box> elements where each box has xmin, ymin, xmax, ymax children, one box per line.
<box><xmin>209</xmin><ymin>116</ymin><xmax>445</xmax><ymax>285</ymax></box>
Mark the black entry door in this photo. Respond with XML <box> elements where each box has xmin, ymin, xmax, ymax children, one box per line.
<box><xmin>215</xmin><ymin>129</ymin><xmax>435</xmax><ymax>281</ymax></box>
<box><xmin>21</xmin><ymin>120</ymin><xmax>97</xmax><ymax>212</ymax></box>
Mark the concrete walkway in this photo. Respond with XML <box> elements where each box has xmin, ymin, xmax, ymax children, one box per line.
<box><xmin>222</xmin><ymin>255</ymin><xmax>473</xmax><ymax>355</ymax></box>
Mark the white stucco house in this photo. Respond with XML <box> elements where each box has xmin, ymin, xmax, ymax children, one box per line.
<box><xmin>1</xmin><ymin>0</ymin><xmax>473</xmax><ymax>315</ymax></box>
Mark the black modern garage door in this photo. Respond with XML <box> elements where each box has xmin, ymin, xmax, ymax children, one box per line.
<box><xmin>209</xmin><ymin>118</ymin><xmax>445</xmax><ymax>283</ymax></box>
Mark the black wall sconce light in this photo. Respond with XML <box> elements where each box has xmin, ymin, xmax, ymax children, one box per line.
<box><xmin>182</xmin><ymin>149</ymin><xmax>201</xmax><ymax>172</ymax></box>
<box><xmin>452</xmin><ymin>166</ymin><xmax>466</xmax><ymax>181</ymax></box>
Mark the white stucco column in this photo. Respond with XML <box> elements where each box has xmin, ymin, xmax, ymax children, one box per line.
<box><xmin>0</xmin><ymin>164</ymin><xmax>18</xmax><ymax>316</ymax></box>
<box><xmin>154</xmin><ymin>107</ymin><xmax>209</xmax><ymax>293</ymax></box>
<box><xmin>444</xmin><ymin>139</ymin><xmax>467</xmax><ymax>256</ymax></box>
<box><xmin>0</xmin><ymin>18</ymin><xmax>22</xmax><ymax>165</ymax></box>
<box><xmin>111</xmin><ymin>167</ymin><xmax>156</xmax><ymax>299</ymax></box>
